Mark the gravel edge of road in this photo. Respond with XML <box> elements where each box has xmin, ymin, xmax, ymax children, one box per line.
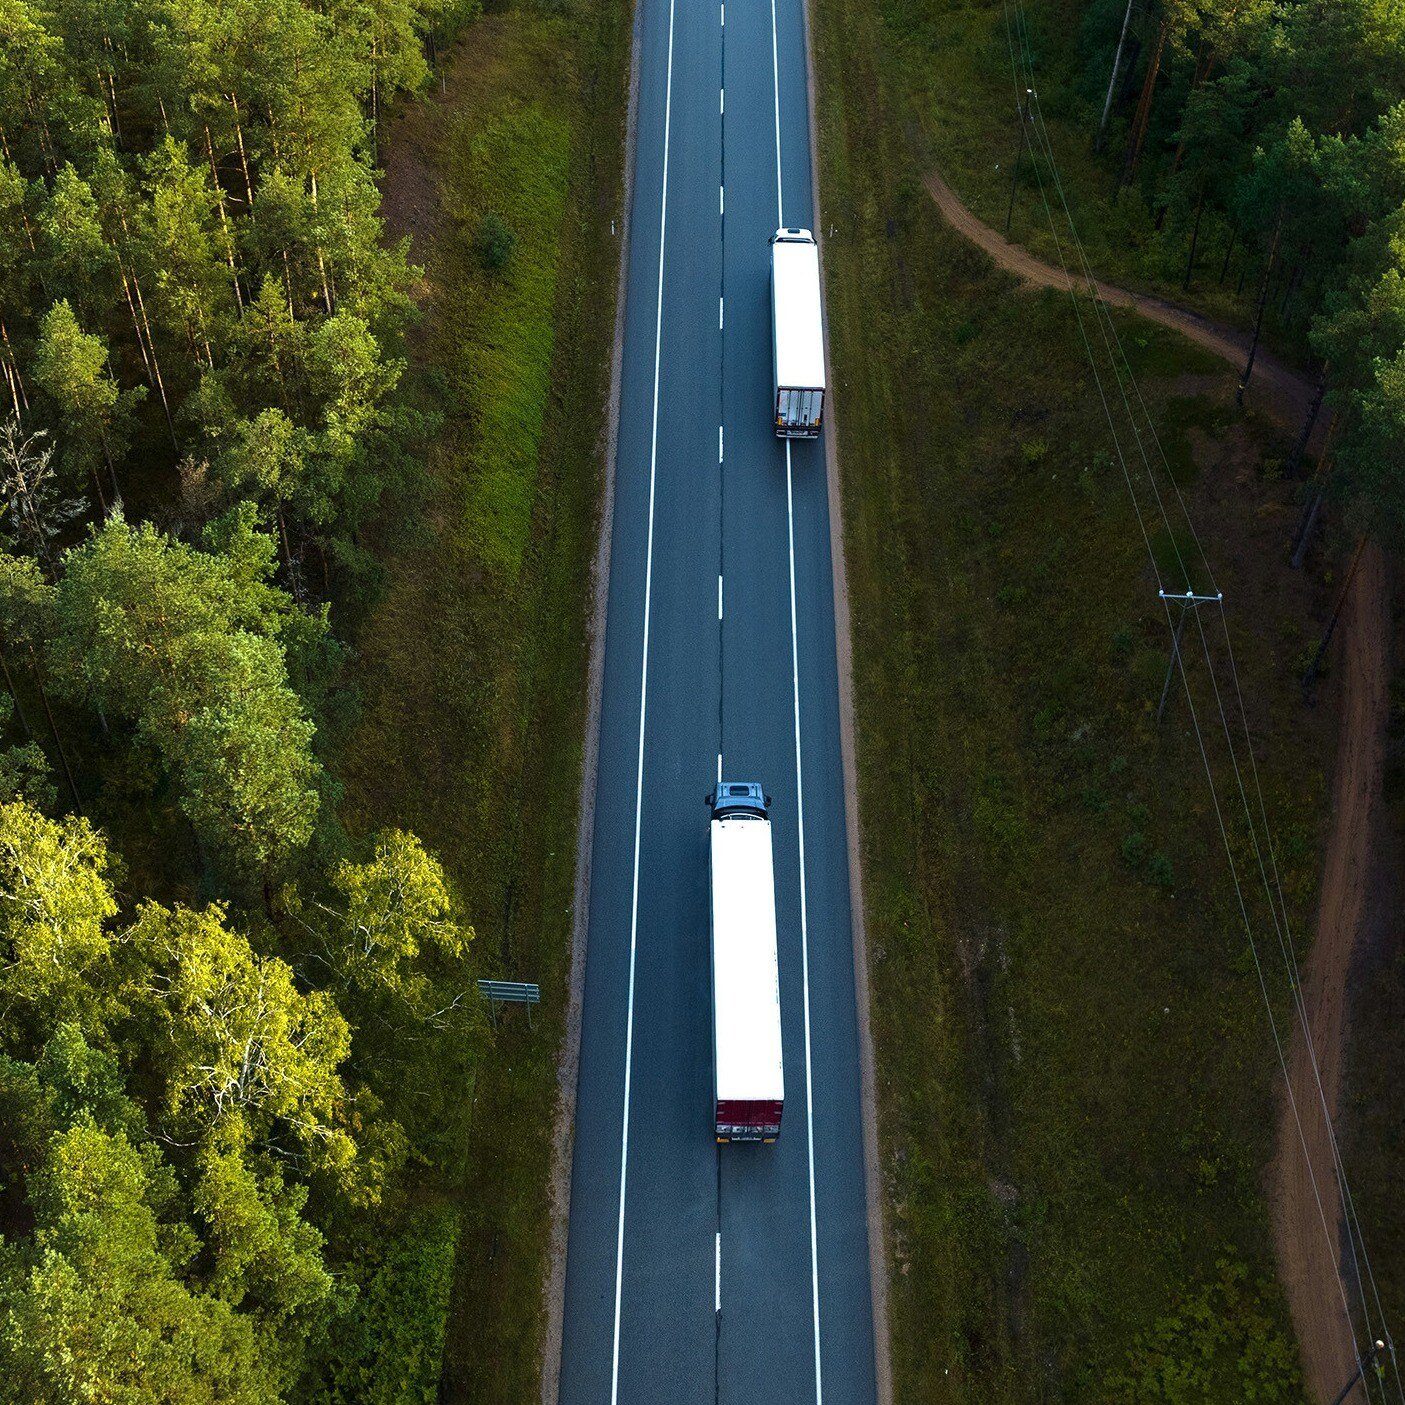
<box><xmin>539</xmin><ymin>5</ymin><xmax>641</xmax><ymax>1397</ymax></box>
<box><xmin>804</xmin><ymin>5</ymin><xmax>893</xmax><ymax>1400</ymax></box>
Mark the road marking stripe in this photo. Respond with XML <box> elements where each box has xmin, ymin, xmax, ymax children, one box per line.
<box><xmin>787</xmin><ymin>441</ymin><xmax>824</xmax><ymax>1405</ymax></box>
<box><xmin>720</xmin><ymin>87</ymin><xmax>725</xmax><ymax>115</ymax></box>
<box><xmin>715</xmin><ymin>1231</ymin><xmax>722</xmax><ymax>1313</ymax></box>
<box><xmin>719</xmin><ymin>294</ymin><xmax>724</xmax><ymax>330</ymax></box>
<box><xmin>719</xmin><ymin>424</ymin><xmax>724</xmax><ymax>463</ymax></box>
<box><xmin>610</xmin><ymin>0</ymin><xmax>677</xmax><ymax>1394</ymax></box>
<box><xmin>720</xmin><ymin>184</ymin><xmax>725</xmax><ymax>216</ymax></box>
<box><xmin>771</xmin><ymin>0</ymin><xmax>824</xmax><ymax>1393</ymax></box>
<box><xmin>770</xmin><ymin>0</ymin><xmax>783</xmax><ymax>218</ymax></box>
<box><xmin>718</xmin><ymin>574</ymin><xmax>724</xmax><ymax>620</ymax></box>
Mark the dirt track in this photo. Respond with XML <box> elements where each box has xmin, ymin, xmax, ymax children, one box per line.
<box><xmin>1275</xmin><ymin>539</ymin><xmax>1392</xmax><ymax>1400</ymax></box>
<box><xmin>924</xmin><ymin>170</ymin><xmax>1321</xmax><ymax>444</ymax></box>
<box><xmin>923</xmin><ymin>166</ymin><xmax>1390</xmax><ymax>1399</ymax></box>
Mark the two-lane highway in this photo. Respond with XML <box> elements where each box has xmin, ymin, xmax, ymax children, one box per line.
<box><xmin>558</xmin><ymin>0</ymin><xmax>877</xmax><ymax>1393</ymax></box>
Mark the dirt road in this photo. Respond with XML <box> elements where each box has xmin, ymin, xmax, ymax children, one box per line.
<box><xmin>1275</xmin><ymin>539</ymin><xmax>1392</xmax><ymax>1400</ymax></box>
<box><xmin>923</xmin><ymin>170</ymin><xmax>1321</xmax><ymax>444</ymax></box>
<box><xmin>922</xmin><ymin>165</ymin><xmax>1390</xmax><ymax>1399</ymax></box>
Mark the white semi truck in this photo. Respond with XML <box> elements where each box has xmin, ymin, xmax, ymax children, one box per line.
<box><xmin>770</xmin><ymin>228</ymin><xmax>826</xmax><ymax>438</ymax></box>
<box><xmin>709</xmin><ymin>782</ymin><xmax>784</xmax><ymax>1142</ymax></box>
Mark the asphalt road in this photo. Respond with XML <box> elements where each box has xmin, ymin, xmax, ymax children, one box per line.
<box><xmin>557</xmin><ymin>0</ymin><xmax>877</xmax><ymax>1393</ymax></box>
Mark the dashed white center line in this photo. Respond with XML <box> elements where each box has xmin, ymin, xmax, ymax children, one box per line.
<box><xmin>717</xmin><ymin>751</ymin><xmax>722</xmax><ymax>783</ymax></box>
<box><xmin>719</xmin><ymin>295</ymin><xmax>724</xmax><ymax>330</ymax></box>
<box><xmin>715</xmin><ymin>1231</ymin><xmax>722</xmax><ymax>1313</ymax></box>
<box><xmin>720</xmin><ymin>184</ymin><xmax>725</xmax><ymax>216</ymax></box>
<box><xmin>720</xmin><ymin>1</ymin><xmax>724</xmax><ymax>23</ymax></box>
<box><xmin>718</xmin><ymin>575</ymin><xmax>723</xmax><ymax>620</ymax></box>
<box><xmin>720</xmin><ymin>87</ymin><xmax>725</xmax><ymax>115</ymax></box>
<box><xmin>718</xmin><ymin>425</ymin><xmax>724</xmax><ymax>463</ymax></box>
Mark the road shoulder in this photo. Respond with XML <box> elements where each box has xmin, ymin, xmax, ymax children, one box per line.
<box><xmin>803</xmin><ymin>2</ymin><xmax>893</xmax><ymax>1399</ymax></box>
<box><xmin>540</xmin><ymin>1</ymin><xmax>643</xmax><ymax>1399</ymax></box>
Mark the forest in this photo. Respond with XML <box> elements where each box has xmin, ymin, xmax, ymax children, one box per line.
<box><xmin>0</xmin><ymin>0</ymin><xmax>494</xmax><ymax>1397</ymax></box>
<box><xmin>1072</xmin><ymin>0</ymin><xmax>1405</xmax><ymax>545</ymax></box>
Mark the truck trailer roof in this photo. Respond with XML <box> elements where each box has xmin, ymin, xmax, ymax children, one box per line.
<box><xmin>771</xmin><ymin>230</ymin><xmax>827</xmax><ymax>391</ymax></box>
<box><xmin>710</xmin><ymin>814</ymin><xmax>784</xmax><ymax>1103</ymax></box>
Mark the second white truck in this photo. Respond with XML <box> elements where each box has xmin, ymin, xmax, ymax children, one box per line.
<box><xmin>770</xmin><ymin>228</ymin><xmax>826</xmax><ymax>439</ymax></box>
<box><xmin>710</xmin><ymin>782</ymin><xmax>784</xmax><ymax>1142</ymax></box>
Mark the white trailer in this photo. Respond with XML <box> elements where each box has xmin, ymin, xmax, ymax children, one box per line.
<box><xmin>709</xmin><ymin>782</ymin><xmax>784</xmax><ymax>1142</ymax></box>
<box><xmin>770</xmin><ymin>228</ymin><xmax>826</xmax><ymax>438</ymax></box>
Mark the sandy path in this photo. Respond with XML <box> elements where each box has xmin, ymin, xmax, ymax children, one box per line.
<box><xmin>924</xmin><ymin>170</ymin><xmax>1321</xmax><ymax>444</ymax></box>
<box><xmin>1274</xmin><ymin>539</ymin><xmax>1392</xmax><ymax>1401</ymax></box>
<box><xmin>922</xmin><ymin>166</ymin><xmax>1389</xmax><ymax>1399</ymax></box>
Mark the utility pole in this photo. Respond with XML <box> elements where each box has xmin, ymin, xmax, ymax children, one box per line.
<box><xmin>1328</xmin><ymin>1339</ymin><xmax>1387</xmax><ymax>1405</ymax></box>
<box><xmin>1006</xmin><ymin>89</ymin><xmax>1034</xmax><ymax>235</ymax></box>
<box><xmin>1156</xmin><ymin>588</ymin><xmax>1223</xmax><ymax>725</ymax></box>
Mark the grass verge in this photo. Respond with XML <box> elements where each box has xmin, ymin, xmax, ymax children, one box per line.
<box><xmin>814</xmin><ymin>0</ymin><xmax>1341</xmax><ymax>1395</ymax></box>
<box><xmin>334</xmin><ymin>4</ymin><xmax>628</xmax><ymax>1398</ymax></box>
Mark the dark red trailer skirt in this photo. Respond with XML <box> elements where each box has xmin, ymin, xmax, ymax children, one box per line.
<box><xmin>715</xmin><ymin>1099</ymin><xmax>783</xmax><ymax>1142</ymax></box>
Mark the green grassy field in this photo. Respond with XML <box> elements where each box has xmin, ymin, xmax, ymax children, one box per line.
<box><xmin>333</xmin><ymin>5</ymin><xmax>628</xmax><ymax>1398</ymax></box>
<box><xmin>814</xmin><ymin>0</ymin><xmax>1340</xmax><ymax>1395</ymax></box>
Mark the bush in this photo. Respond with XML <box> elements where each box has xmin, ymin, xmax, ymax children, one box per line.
<box><xmin>1149</xmin><ymin>851</ymin><xmax>1175</xmax><ymax>893</ymax></box>
<box><xmin>475</xmin><ymin>210</ymin><xmax>517</xmax><ymax>271</ymax></box>
<box><xmin>1122</xmin><ymin>830</ymin><xmax>1147</xmax><ymax>867</ymax></box>
<box><xmin>315</xmin><ymin>1208</ymin><xmax>461</xmax><ymax>1404</ymax></box>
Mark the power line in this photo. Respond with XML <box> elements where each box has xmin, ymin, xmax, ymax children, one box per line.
<box><xmin>996</xmin><ymin>2</ymin><xmax>1400</xmax><ymax>1395</ymax></box>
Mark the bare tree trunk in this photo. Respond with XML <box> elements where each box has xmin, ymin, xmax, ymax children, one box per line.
<box><xmin>117</xmin><ymin>213</ymin><xmax>173</xmax><ymax>436</ymax></box>
<box><xmin>0</xmin><ymin>637</ymin><xmax>34</xmax><ymax>740</ymax></box>
<box><xmin>230</xmin><ymin>94</ymin><xmax>256</xmax><ymax>209</ymax></box>
<box><xmin>1115</xmin><ymin>19</ymin><xmax>1168</xmax><ymax>200</ymax></box>
<box><xmin>1290</xmin><ymin>420</ymin><xmax>1337</xmax><ymax>569</ymax></box>
<box><xmin>1302</xmin><ymin>535</ymin><xmax>1368</xmax><ymax>690</ymax></box>
<box><xmin>97</xmin><ymin>428</ymin><xmax>121</xmax><ymax>506</ymax></box>
<box><xmin>1285</xmin><ymin>366</ymin><xmax>1329</xmax><ymax>479</ymax></box>
<box><xmin>1279</xmin><ymin>247</ymin><xmax>1309</xmax><ymax>321</ymax></box>
<box><xmin>88</xmin><ymin>459</ymin><xmax>109</xmax><ymax>515</ymax></box>
<box><xmin>24</xmin><ymin>642</ymin><xmax>81</xmax><ymax>813</ymax></box>
<box><xmin>1095</xmin><ymin>0</ymin><xmax>1136</xmax><ymax>154</ymax></box>
<box><xmin>0</xmin><ymin>323</ymin><xmax>24</xmax><ymax>418</ymax></box>
<box><xmin>1218</xmin><ymin>225</ymin><xmax>1237</xmax><ymax>284</ymax></box>
<box><xmin>205</xmin><ymin>125</ymin><xmax>245</xmax><ymax>312</ymax></box>
<box><xmin>1237</xmin><ymin>216</ymin><xmax>1282</xmax><ymax>406</ymax></box>
<box><xmin>1155</xmin><ymin>45</ymin><xmax>1214</xmax><ymax>231</ymax></box>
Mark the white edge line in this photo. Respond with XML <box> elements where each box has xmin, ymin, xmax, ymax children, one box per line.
<box><xmin>798</xmin><ymin>0</ymin><xmax>891</xmax><ymax>1386</ymax></box>
<box><xmin>788</xmin><ymin>441</ymin><xmax>824</xmax><ymax>1404</ymax></box>
<box><xmin>610</xmin><ymin>0</ymin><xmax>676</xmax><ymax>1395</ymax></box>
<box><xmin>770</xmin><ymin>0</ymin><xmax>784</xmax><ymax>216</ymax></box>
<box><xmin>772</xmin><ymin>0</ymin><xmax>822</xmax><ymax>1389</ymax></box>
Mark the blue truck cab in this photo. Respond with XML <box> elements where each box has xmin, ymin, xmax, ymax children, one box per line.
<box><xmin>710</xmin><ymin>781</ymin><xmax>769</xmax><ymax>821</ymax></box>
